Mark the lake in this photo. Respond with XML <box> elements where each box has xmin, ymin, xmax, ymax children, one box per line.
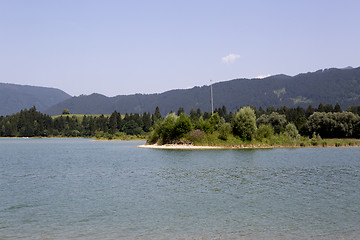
<box><xmin>0</xmin><ymin>138</ymin><xmax>359</xmax><ymax>239</ymax></box>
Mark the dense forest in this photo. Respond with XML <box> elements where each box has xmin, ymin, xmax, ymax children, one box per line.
<box><xmin>1</xmin><ymin>104</ymin><xmax>360</xmax><ymax>142</ymax></box>
<box><xmin>45</xmin><ymin>67</ymin><xmax>360</xmax><ymax>115</ymax></box>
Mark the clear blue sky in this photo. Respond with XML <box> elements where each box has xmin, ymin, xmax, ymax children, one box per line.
<box><xmin>1</xmin><ymin>0</ymin><xmax>359</xmax><ymax>96</ymax></box>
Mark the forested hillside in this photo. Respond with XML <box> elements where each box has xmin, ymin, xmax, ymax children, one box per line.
<box><xmin>45</xmin><ymin>67</ymin><xmax>360</xmax><ymax>115</ymax></box>
<box><xmin>0</xmin><ymin>83</ymin><xmax>71</xmax><ymax>116</ymax></box>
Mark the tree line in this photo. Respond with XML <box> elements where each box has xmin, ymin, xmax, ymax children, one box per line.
<box><xmin>0</xmin><ymin>107</ymin><xmax>159</xmax><ymax>138</ymax></box>
<box><xmin>0</xmin><ymin>103</ymin><xmax>359</xmax><ymax>140</ymax></box>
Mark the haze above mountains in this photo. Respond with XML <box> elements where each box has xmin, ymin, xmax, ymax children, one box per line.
<box><xmin>1</xmin><ymin>66</ymin><xmax>360</xmax><ymax>116</ymax></box>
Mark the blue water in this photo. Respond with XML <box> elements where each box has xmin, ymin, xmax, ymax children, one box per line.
<box><xmin>0</xmin><ymin>139</ymin><xmax>359</xmax><ymax>239</ymax></box>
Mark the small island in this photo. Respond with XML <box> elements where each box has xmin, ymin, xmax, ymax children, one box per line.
<box><xmin>141</xmin><ymin>106</ymin><xmax>360</xmax><ymax>149</ymax></box>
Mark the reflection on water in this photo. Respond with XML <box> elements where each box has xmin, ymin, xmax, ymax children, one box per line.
<box><xmin>0</xmin><ymin>139</ymin><xmax>359</xmax><ymax>239</ymax></box>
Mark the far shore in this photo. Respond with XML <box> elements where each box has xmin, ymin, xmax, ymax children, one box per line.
<box><xmin>91</xmin><ymin>138</ymin><xmax>146</xmax><ymax>141</ymax></box>
<box><xmin>0</xmin><ymin>137</ymin><xmax>146</xmax><ymax>141</ymax></box>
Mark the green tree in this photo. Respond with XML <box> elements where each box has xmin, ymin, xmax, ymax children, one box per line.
<box><xmin>177</xmin><ymin>107</ymin><xmax>185</xmax><ymax>116</ymax></box>
<box><xmin>266</xmin><ymin>106</ymin><xmax>276</xmax><ymax>114</ymax></box>
<box><xmin>173</xmin><ymin>113</ymin><xmax>193</xmax><ymax>138</ymax></box>
<box><xmin>159</xmin><ymin>113</ymin><xmax>178</xmax><ymax>143</ymax></box>
<box><xmin>189</xmin><ymin>108</ymin><xmax>198</xmax><ymax>122</ymax></box>
<box><xmin>96</xmin><ymin>115</ymin><xmax>107</xmax><ymax>132</ymax></box>
<box><xmin>284</xmin><ymin>123</ymin><xmax>300</xmax><ymax>140</ymax></box>
<box><xmin>208</xmin><ymin>113</ymin><xmax>220</xmax><ymax>132</ymax></box>
<box><xmin>306</xmin><ymin>112</ymin><xmax>360</xmax><ymax>138</ymax></box>
<box><xmin>153</xmin><ymin>106</ymin><xmax>162</xmax><ymax>123</ymax></box>
<box><xmin>108</xmin><ymin>111</ymin><xmax>118</xmax><ymax>134</ymax></box>
<box><xmin>256</xmin><ymin>106</ymin><xmax>266</xmax><ymax>118</ymax></box>
<box><xmin>203</xmin><ymin>112</ymin><xmax>211</xmax><ymax>120</ymax></box>
<box><xmin>347</xmin><ymin>106</ymin><xmax>360</xmax><ymax>115</ymax></box>
<box><xmin>334</xmin><ymin>103</ymin><xmax>342</xmax><ymax>112</ymax></box>
<box><xmin>196</xmin><ymin>108</ymin><xmax>202</xmax><ymax>118</ymax></box>
<box><xmin>116</xmin><ymin>112</ymin><xmax>123</xmax><ymax>131</ymax></box>
<box><xmin>324</xmin><ymin>104</ymin><xmax>334</xmax><ymax>113</ymax></box>
<box><xmin>218</xmin><ymin>122</ymin><xmax>231</xmax><ymax>140</ymax></box>
<box><xmin>124</xmin><ymin>120</ymin><xmax>143</xmax><ymax>135</ymax></box>
<box><xmin>305</xmin><ymin>105</ymin><xmax>315</xmax><ymax>118</ymax></box>
<box><xmin>142</xmin><ymin>112</ymin><xmax>152</xmax><ymax>132</ymax></box>
<box><xmin>317</xmin><ymin>103</ymin><xmax>325</xmax><ymax>112</ymax></box>
<box><xmin>4</xmin><ymin>120</ymin><xmax>16</xmax><ymax>137</ymax></box>
<box><xmin>255</xmin><ymin>124</ymin><xmax>274</xmax><ymax>141</ymax></box>
<box><xmin>232</xmin><ymin>106</ymin><xmax>257</xmax><ymax>141</ymax></box>
<box><xmin>194</xmin><ymin>117</ymin><xmax>212</xmax><ymax>133</ymax></box>
<box><xmin>257</xmin><ymin>112</ymin><xmax>287</xmax><ymax>134</ymax></box>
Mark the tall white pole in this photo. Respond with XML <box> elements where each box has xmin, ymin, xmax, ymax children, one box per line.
<box><xmin>210</xmin><ymin>80</ymin><xmax>214</xmax><ymax>114</ymax></box>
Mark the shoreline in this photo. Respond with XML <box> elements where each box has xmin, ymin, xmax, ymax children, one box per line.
<box><xmin>0</xmin><ymin>137</ymin><xmax>146</xmax><ymax>141</ymax></box>
<box><xmin>137</xmin><ymin>143</ymin><xmax>360</xmax><ymax>150</ymax></box>
<box><xmin>137</xmin><ymin>144</ymin><xmax>233</xmax><ymax>150</ymax></box>
<box><xmin>138</xmin><ymin>144</ymin><xmax>290</xmax><ymax>150</ymax></box>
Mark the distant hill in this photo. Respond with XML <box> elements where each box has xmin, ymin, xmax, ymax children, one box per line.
<box><xmin>45</xmin><ymin>66</ymin><xmax>360</xmax><ymax>115</ymax></box>
<box><xmin>0</xmin><ymin>83</ymin><xmax>71</xmax><ymax>116</ymax></box>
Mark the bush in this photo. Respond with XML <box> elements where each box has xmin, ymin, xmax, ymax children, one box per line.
<box><xmin>311</xmin><ymin>139</ymin><xmax>318</xmax><ymax>146</ymax></box>
<box><xmin>284</xmin><ymin>123</ymin><xmax>300</xmax><ymax>140</ymax></box>
<box><xmin>232</xmin><ymin>106</ymin><xmax>257</xmax><ymax>141</ymax></box>
<box><xmin>187</xmin><ymin>129</ymin><xmax>205</xmax><ymax>142</ymax></box>
<box><xmin>147</xmin><ymin>122</ymin><xmax>161</xmax><ymax>144</ymax></box>
<box><xmin>95</xmin><ymin>130</ymin><xmax>104</xmax><ymax>139</ymax></box>
<box><xmin>195</xmin><ymin>117</ymin><xmax>213</xmax><ymax>133</ymax></box>
<box><xmin>310</xmin><ymin>132</ymin><xmax>321</xmax><ymax>146</ymax></box>
<box><xmin>255</xmin><ymin>124</ymin><xmax>274</xmax><ymax>142</ymax></box>
<box><xmin>148</xmin><ymin>113</ymin><xmax>193</xmax><ymax>144</ymax></box>
<box><xmin>209</xmin><ymin>113</ymin><xmax>220</xmax><ymax>131</ymax></box>
<box><xmin>306</xmin><ymin>112</ymin><xmax>360</xmax><ymax>138</ymax></box>
<box><xmin>257</xmin><ymin>112</ymin><xmax>287</xmax><ymax>134</ymax></box>
<box><xmin>218</xmin><ymin>123</ymin><xmax>231</xmax><ymax>141</ymax></box>
<box><xmin>173</xmin><ymin>113</ymin><xmax>193</xmax><ymax>138</ymax></box>
<box><xmin>159</xmin><ymin>113</ymin><xmax>178</xmax><ymax>142</ymax></box>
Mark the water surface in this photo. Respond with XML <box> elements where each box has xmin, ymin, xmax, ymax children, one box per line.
<box><xmin>0</xmin><ymin>139</ymin><xmax>359</xmax><ymax>239</ymax></box>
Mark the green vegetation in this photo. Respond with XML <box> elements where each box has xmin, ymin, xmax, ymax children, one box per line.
<box><xmin>0</xmin><ymin>107</ymin><xmax>151</xmax><ymax>140</ymax></box>
<box><xmin>1</xmin><ymin>103</ymin><xmax>359</xmax><ymax>148</ymax></box>
<box><xmin>147</xmin><ymin>105</ymin><xmax>360</xmax><ymax>148</ymax></box>
<box><xmin>231</xmin><ymin>106</ymin><xmax>257</xmax><ymax>141</ymax></box>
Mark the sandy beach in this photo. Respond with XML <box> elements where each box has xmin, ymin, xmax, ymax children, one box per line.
<box><xmin>137</xmin><ymin>142</ymin><xmax>360</xmax><ymax>150</ymax></box>
<box><xmin>137</xmin><ymin>144</ymin><xmax>274</xmax><ymax>150</ymax></box>
<box><xmin>137</xmin><ymin>144</ymin><xmax>226</xmax><ymax>149</ymax></box>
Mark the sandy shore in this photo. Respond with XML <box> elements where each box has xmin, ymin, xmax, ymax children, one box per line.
<box><xmin>137</xmin><ymin>144</ymin><xmax>274</xmax><ymax>150</ymax></box>
<box><xmin>137</xmin><ymin>143</ymin><xmax>360</xmax><ymax>150</ymax></box>
<box><xmin>137</xmin><ymin>144</ymin><xmax>226</xmax><ymax>149</ymax></box>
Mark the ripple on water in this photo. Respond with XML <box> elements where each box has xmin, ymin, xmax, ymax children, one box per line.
<box><xmin>0</xmin><ymin>139</ymin><xmax>359</xmax><ymax>239</ymax></box>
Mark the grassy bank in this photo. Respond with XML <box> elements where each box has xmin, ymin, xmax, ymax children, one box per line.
<box><xmin>148</xmin><ymin>130</ymin><xmax>360</xmax><ymax>148</ymax></box>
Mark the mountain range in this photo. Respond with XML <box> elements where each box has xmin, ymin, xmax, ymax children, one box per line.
<box><xmin>45</xmin><ymin>66</ymin><xmax>360</xmax><ymax>115</ymax></box>
<box><xmin>0</xmin><ymin>83</ymin><xmax>71</xmax><ymax>116</ymax></box>
<box><xmin>1</xmin><ymin>66</ymin><xmax>360</xmax><ymax>116</ymax></box>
